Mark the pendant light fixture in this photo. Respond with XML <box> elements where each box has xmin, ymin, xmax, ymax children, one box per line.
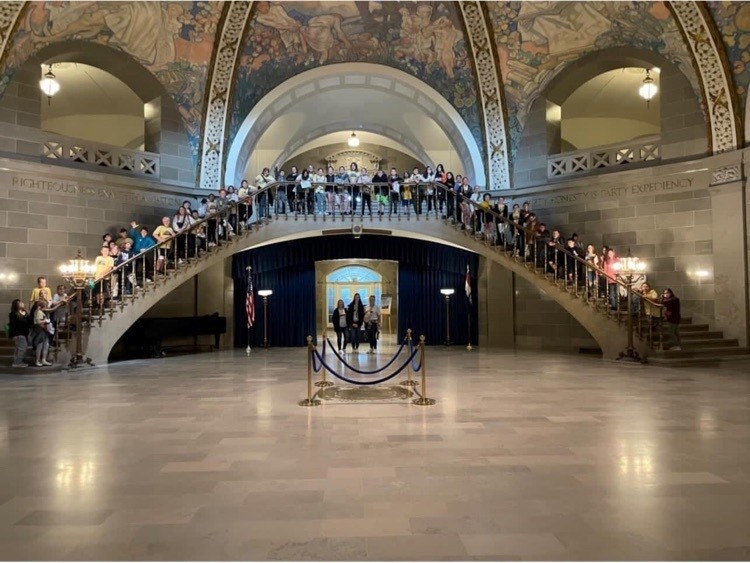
<box><xmin>39</xmin><ymin>64</ymin><xmax>60</xmax><ymax>105</ymax></box>
<box><xmin>347</xmin><ymin>131</ymin><xmax>360</xmax><ymax>148</ymax></box>
<box><xmin>638</xmin><ymin>68</ymin><xmax>657</xmax><ymax>107</ymax></box>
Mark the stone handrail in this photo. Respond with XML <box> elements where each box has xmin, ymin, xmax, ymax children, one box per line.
<box><xmin>547</xmin><ymin>136</ymin><xmax>660</xmax><ymax>179</ymax></box>
<box><xmin>41</xmin><ymin>133</ymin><xmax>160</xmax><ymax>179</ymax></box>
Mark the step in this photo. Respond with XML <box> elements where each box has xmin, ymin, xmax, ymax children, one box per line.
<box><xmin>649</xmin><ymin>346</ymin><xmax>750</xmax><ymax>360</ymax></box>
<box><xmin>677</xmin><ymin>338</ymin><xmax>739</xmax><ymax>349</ymax></box>
<box><xmin>679</xmin><ymin>331</ymin><xmax>725</xmax><ymax>340</ymax></box>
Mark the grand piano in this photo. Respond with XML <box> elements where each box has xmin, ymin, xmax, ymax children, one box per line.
<box><xmin>122</xmin><ymin>313</ymin><xmax>227</xmax><ymax>358</ymax></box>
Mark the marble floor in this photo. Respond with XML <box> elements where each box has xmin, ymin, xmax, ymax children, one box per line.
<box><xmin>0</xmin><ymin>346</ymin><xmax>749</xmax><ymax>561</ymax></box>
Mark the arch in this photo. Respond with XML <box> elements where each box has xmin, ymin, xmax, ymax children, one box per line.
<box><xmin>225</xmin><ymin>62</ymin><xmax>486</xmax><ymax>188</ymax></box>
<box><xmin>668</xmin><ymin>0</ymin><xmax>743</xmax><ymax>152</ymax></box>
<box><xmin>542</xmin><ymin>47</ymin><xmax>678</xmax><ymax>106</ymax></box>
<box><xmin>276</xmin><ymin>123</ymin><xmax>432</xmax><ymax>171</ymax></box>
<box><xmin>24</xmin><ymin>40</ymin><xmax>166</xmax><ymax>104</ymax></box>
<box><xmin>84</xmin><ymin>218</ymin><xmax>627</xmax><ymax>365</ymax></box>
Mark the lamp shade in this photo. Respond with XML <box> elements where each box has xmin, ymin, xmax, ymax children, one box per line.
<box><xmin>638</xmin><ymin>70</ymin><xmax>657</xmax><ymax>101</ymax></box>
<box><xmin>347</xmin><ymin>132</ymin><xmax>360</xmax><ymax>147</ymax></box>
<box><xmin>258</xmin><ymin>289</ymin><xmax>273</xmax><ymax>297</ymax></box>
<box><xmin>39</xmin><ymin>67</ymin><xmax>60</xmax><ymax>97</ymax></box>
<box><xmin>440</xmin><ymin>288</ymin><xmax>455</xmax><ymax>296</ymax></box>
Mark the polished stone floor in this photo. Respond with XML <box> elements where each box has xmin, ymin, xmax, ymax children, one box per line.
<box><xmin>0</xmin><ymin>345</ymin><xmax>749</xmax><ymax>561</ymax></box>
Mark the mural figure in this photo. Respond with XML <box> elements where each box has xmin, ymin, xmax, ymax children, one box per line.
<box><xmin>518</xmin><ymin>2</ymin><xmax>611</xmax><ymax>56</ymax></box>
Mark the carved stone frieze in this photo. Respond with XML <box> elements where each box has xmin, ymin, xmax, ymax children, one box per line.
<box><xmin>710</xmin><ymin>164</ymin><xmax>741</xmax><ymax>186</ymax></box>
<box><xmin>669</xmin><ymin>1</ymin><xmax>740</xmax><ymax>154</ymax></box>
<box><xmin>199</xmin><ymin>1</ymin><xmax>253</xmax><ymax>191</ymax></box>
<box><xmin>458</xmin><ymin>1</ymin><xmax>510</xmax><ymax>189</ymax></box>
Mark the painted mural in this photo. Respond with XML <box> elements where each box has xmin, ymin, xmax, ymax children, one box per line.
<box><xmin>0</xmin><ymin>1</ymin><xmax>222</xmax><ymax>155</ymax></box>
<box><xmin>228</xmin><ymin>1</ymin><xmax>482</xmax><ymax>160</ymax></box>
<box><xmin>706</xmin><ymin>1</ymin><xmax>750</xmax><ymax>127</ymax></box>
<box><xmin>486</xmin><ymin>1</ymin><xmax>700</xmax><ymax>156</ymax></box>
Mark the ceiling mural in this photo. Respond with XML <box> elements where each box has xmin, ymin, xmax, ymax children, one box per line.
<box><xmin>0</xmin><ymin>1</ymin><xmax>222</xmax><ymax>155</ymax></box>
<box><xmin>706</xmin><ymin>1</ymin><xmax>750</xmax><ymax>121</ymax></box>
<box><xmin>486</xmin><ymin>1</ymin><xmax>700</xmax><ymax>156</ymax></box>
<box><xmin>227</xmin><ymin>1</ymin><xmax>482</xmax><ymax>159</ymax></box>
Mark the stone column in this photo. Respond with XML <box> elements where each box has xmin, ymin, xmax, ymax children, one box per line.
<box><xmin>708</xmin><ymin>162</ymin><xmax>748</xmax><ymax>346</ymax></box>
<box><xmin>477</xmin><ymin>256</ymin><xmax>514</xmax><ymax>348</ymax></box>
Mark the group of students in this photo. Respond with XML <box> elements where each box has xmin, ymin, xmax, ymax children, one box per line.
<box><xmin>331</xmin><ymin>293</ymin><xmax>382</xmax><ymax>354</ymax></box>
<box><xmin>252</xmin><ymin>162</ymin><xmax>482</xmax><ymax>219</ymax></box>
<box><xmin>8</xmin><ymin>277</ymin><xmax>69</xmax><ymax>368</ymax></box>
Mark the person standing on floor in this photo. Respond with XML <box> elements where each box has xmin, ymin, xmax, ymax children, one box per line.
<box><xmin>29</xmin><ymin>301</ymin><xmax>52</xmax><ymax>367</ymax></box>
<box><xmin>346</xmin><ymin>293</ymin><xmax>365</xmax><ymax>353</ymax></box>
<box><xmin>331</xmin><ymin>299</ymin><xmax>348</xmax><ymax>354</ymax></box>
<box><xmin>660</xmin><ymin>288</ymin><xmax>682</xmax><ymax>350</ymax></box>
<box><xmin>364</xmin><ymin>295</ymin><xmax>381</xmax><ymax>355</ymax></box>
<box><xmin>9</xmin><ymin>299</ymin><xmax>30</xmax><ymax>368</ymax></box>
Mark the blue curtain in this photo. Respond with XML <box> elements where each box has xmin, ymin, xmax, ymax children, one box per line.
<box><xmin>232</xmin><ymin>235</ymin><xmax>479</xmax><ymax>347</ymax></box>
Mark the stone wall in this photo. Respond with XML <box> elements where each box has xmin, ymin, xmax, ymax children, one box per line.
<box><xmin>0</xmin><ymin>157</ymin><xmax>197</xmax><ymax>321</ymax></box>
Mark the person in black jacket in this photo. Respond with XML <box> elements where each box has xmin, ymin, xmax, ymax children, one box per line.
<box><xmin>331</xmin><ymin>299</ymin><xmax>348</xmax><ymax>353</ymax></box>
<box><xmin>660</xmin><ymin>288</ymin><xmax>682</xmax><ymax>350</ymax></box>
<box><xmin>346</xmin><ymin>293</ymin><xmax>365</xmax><ymax>352</ymax></box>
<box><xmin>9</xmin><ymin>299</ymin><xmax>30</xmax><ymax>368</ymax></box>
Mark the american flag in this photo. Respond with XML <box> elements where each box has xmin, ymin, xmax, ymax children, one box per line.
<box><xmin>465</xmin><ymin>264</ymin><xmax>472</xmax><ymax>305</ymax></box>
<box><xmin>245</xmin><ymin>270</ymin><xmax>255</xmax><ymax>328</ymax></box>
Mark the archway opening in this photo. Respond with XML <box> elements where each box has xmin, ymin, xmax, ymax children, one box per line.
<box><xmin>226</xmin><ymin>63</ymin><xmax>485</xmax><ymax>188</ymax></box>
<box><xmin>560</xmin><ymin>67</ymin><xmax>660</xmax><ymax>151</ymax></box>
<box><xmin>41</xmin><ymin>62</ymin><xmax>146</xmax><ymax>149</ymax></box>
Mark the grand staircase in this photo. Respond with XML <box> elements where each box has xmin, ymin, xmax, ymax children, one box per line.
<box><xmin>6</xmin><ymin>182</ymin><xmax>746</xmax><ymax>368</ymax></box>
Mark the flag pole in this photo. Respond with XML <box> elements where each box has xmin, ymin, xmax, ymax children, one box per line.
<box><xmin>251</xmin><ymin>266</ymin><xmax>255</xmax><ymax>356</ymax></box>
<box><xmin>465</xmin><ymin>264</ymin><xmax>473</xmax><ymax>351</ymax></box>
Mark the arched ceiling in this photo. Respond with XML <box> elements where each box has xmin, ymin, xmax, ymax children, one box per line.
<box><xmin>0</xmin><ymin>1</ymin><xmax>747</xmax><ymax>188</ymax></box>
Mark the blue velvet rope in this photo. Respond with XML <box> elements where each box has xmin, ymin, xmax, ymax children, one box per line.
<box><xmin>408</xmin><ymin>338</ymin><xmax>423</xmax><ymax>372</ymax></box>
<box><xmin>312</xmin><ymin>346</ymin><xmax>419</xmax><ymax>386</ymax></box>
<box><xmin>310</xmin><ymin>338</ymin><xmax>328</xmax><ymax>373</ymax></box>
<box><xmin>325</xmin><ymin>338</ymin><xmax>408</xmax><ymax>375</ymax></box>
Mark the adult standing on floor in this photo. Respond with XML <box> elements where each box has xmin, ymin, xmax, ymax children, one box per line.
<box><xmin>331</xmin><ymin>299</ymin><xmax>348</xmax><ymax>354</ymax></box>
<box><xmin>660</xmin><ymin>288</ymin><xmax>682</xmax><ymax>350</ymax></box>
<box><xmin>9</xmin><ymin>299</ymin><xmax>30</xmax><ymax>368</ymax></box>
<box><xmin>346</xmin><ymin>293</ymin><xmax>365</xmax><ymax>353</ymax></box>
<box><xmin>364</xmin><ymin>295</ymin><xmax>381</xmax><ymax>355</ymax></box>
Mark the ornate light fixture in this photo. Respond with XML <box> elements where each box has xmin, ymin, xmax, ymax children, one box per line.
<box><xmin>59</xmin><ymin>250</ymin><xmax>96</xmax><ymax>369</ymax></box>
<box><xmin>613</xmin><ymin>249</ymin><xmax>647</xmax><ymax>363</ymax></box>
<box><xmin>347</xmin><ymin>131</ymin><xmax>360</xmax><ymax>148</ymax></box>
<box><xmin>638</xmin><ymin>68</ymin><xmax>657</xmax><ymax>107</ymax></box>
<box><xmin>39</xmin><ymin>64</ymin><xmax>61</xmax><ymax>105</ymax></box>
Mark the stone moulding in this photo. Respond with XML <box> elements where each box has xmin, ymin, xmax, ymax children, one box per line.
<box><xmin>199</xmin><ymin>1</ymin><xmax>254</xmax><ymax>191</ymax></box>
<box><xmin>458</xmin><ymin>0</ymin><xmax>510</xmax><ymax>190</ymax></box>
<box><xmin>669</xmin><ymin>1</ymin><xmax>741</xmax><ymax>154</ymax></box>
<box><xmin>709</xmin><ymin>164</ymin><xmax>742</xmax><ymax>186</ymax></box>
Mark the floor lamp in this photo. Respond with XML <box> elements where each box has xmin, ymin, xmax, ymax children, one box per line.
<box><xmin>440</xmin><ymin>288</ymin><xmax>455</xmax><ymax>346</ymax></box>
<box><xmin>59</xmin><ymin>250</ymin><xmax>96</xmax><ymax>369</ymax></box>
<box><xmin>258</xmin><ymin>290</ymin><xmax>273</xmax><ymax>349</ymax></box>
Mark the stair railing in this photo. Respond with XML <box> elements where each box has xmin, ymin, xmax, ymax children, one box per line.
<box><xmin>81</xmin><ymin>178</ymin><xmax>663</xmax><ymax>352</ymax></box>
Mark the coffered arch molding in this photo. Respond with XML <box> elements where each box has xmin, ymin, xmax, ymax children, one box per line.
<box><xmin>668</xmin><ymin>0</ymin><xmax>743</xmax><ymax>152</ymax></box>
<box><xmin>225</xmin><ymin>62</ymin><xmax>486</xmax><ymax>189</ymax></box>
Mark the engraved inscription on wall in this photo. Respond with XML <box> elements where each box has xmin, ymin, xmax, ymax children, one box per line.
<box><xmin>10</xmin><ymin>175</ymin><xmax>183</xmax><ymax>207</ymax></box>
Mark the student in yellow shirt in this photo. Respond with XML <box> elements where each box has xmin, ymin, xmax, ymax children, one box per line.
<box><xmin>153</xmin><ymin>216</ymin><xmax>176</xmax><ymax>275</ymax></box>
<box><xmin>93</xmin><ymin>246</ymin><xmax>115</xmax><ymax>307</ymax></box>
<box><xmin>29</xmin><ymin>277</ymin><xmax>49</xmax><ymax>305</ymax></box>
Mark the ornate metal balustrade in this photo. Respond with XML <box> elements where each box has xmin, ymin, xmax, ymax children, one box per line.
<box><xmin>547</xmin><ymin>136</ymin><xmax>660</xmax><ymax>179</ymax></box>
<box><xmin>41</xmin><ymin>134</ymin><xmax>160</xmax><ymax>179</ymax></box>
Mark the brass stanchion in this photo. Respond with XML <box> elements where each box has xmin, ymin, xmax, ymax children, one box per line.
<box><xmin>315</xmin><ymin>331</ymin><xmax>334</xmax><ymax>388</ymax></box>
<box><xmin>299</xmin><ymin>335</ymin><xmax>321</xmax><ymax>407</ymax></box>
<box><xmin>412</xmin><ymin>335</ymin><xmax>436</xmax><ymax>406</ymax></box>
<box><xmin>400</xmin><ymin>328</ymin><xmax>417</xmax><ymax>387</ymax></box>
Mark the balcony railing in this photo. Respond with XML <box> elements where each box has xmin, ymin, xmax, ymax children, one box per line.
<box><xmin>41</xmin><ymin>134</ymin><xmax>160</xmax><ymax>179</ymax></box>
<box><xmin>547</xmin><ymin>136</ymin><xmax>660</xmax><ymax>179</ymax></box>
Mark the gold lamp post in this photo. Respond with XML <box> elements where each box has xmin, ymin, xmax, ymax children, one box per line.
<box><xmin>614</xmin><ymin>249</ymin><xmax>647</xmax><ymax>363</ymax></box>
<box><xmin>59</xmin><ymin>250</ymin><xmax>96</xmax><ymax>369</ymax></box>
<box><xmin>440</xmin><ymin>288</ymin><xmax>455</xmax><ymax>346</ymax></box>
<box><xmin>258</xmin><ymin>289</ymin><xmax>273</xmax><ymax>349</ymax></box>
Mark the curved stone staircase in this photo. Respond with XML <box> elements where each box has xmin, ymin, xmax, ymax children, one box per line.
<box><xmin>8</xmin><ymin>183</ymin><xmax>743</xmax><ymax>368</ymax></box>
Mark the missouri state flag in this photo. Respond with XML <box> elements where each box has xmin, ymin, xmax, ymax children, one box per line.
<box><xmin>465</xmin><ymin>264</ymin><xmax>472</xmax><ymax>305</ymax></box>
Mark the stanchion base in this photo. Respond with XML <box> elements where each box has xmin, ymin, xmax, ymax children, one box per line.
<box><xmin>617</xmin><ymin>348</ymin><xmax>643</xmax><ymax>363</ymax></box>
<box><xmin>67</xmin><ymin>354</ymin><xmax>95</xmax><ymax>370</ymax></box>
<box><xmin>412</xmin><ymin>397</ymin><xmax>436</xmax><ymax>406</ymax></box>
<box><xmin>466</xmin><ymin>344</ymin><xmax>473</xmax><ymax>351</ymax></box>
<box><xmin>298</xmin><ymin>399</ymin><xmax>322</xmax><ymax>407</ymax></box>
<box><xmin>400</xmin><ymin>380</ymin><xmax>418</xmax><ymax>387</ymax></box>
<box><xmin>314</xmin><ymin>381</ymin><xmax>334</xmax><ymax>388</ymax></box>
